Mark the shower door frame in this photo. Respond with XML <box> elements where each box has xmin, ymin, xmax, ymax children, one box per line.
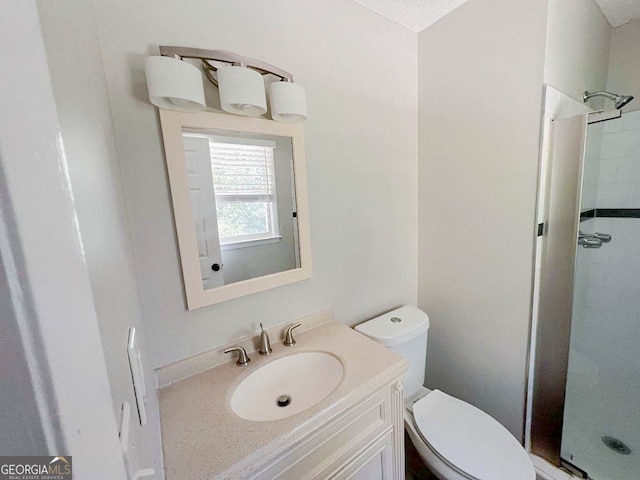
<box><xmin>529</xmin><ymin>112</ymin><xmax>588</xmax><ymax>465</ymax></box>
<box><xmin>528</xmin><ymin>108</ymin><xmax>623</xmax><ymax>469</ymax></box>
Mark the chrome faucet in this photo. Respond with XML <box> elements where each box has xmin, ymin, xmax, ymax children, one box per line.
<box><xmin>224</xmin><ymin>347</ymin><xmax>251</xmax><ymax>366</ymax></box>
<box><xmin>578</xmin><ymin>231</ymin><xmax>612</xmax><ymax>249</ymax></box>
<box><xmin>258</xmin><ymin>323</ymin><xmax>272</xmax><ymax>355</ymax></box>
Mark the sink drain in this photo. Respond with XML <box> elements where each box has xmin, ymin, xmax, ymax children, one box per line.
<box><xmin>276</xmin><ymin>395</ymin><xmax>291</xmax><ymax>407</ymax></box>
<box><xmin>602</xmin><ymin>436</ymin><xmax>631</xmax><ymax>455</ymax></box>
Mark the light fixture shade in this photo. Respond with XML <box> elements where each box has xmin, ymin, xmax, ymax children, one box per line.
<box><xmin>217</xmin><ymin>66</ymin><xmax>267</xmax><ymax>116</ymax></box>
<box><xmin>269</xmin><ymin>81</ymin><xmax>307</xmax><ymax>123</ymax></box>
<box><xmin>145</xmin><ymin>56</ymin><xmax>206</xmax><ymax>112</ymax></box>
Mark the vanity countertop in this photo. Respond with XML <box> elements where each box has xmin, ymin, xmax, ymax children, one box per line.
<box><xmin>158</xmin><ymin>319</ymin><xmax>408</xmax><ymax>479</ymax></box>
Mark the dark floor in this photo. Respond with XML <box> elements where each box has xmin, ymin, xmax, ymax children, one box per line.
<box><xmin>405</xmin><ymin>431</ymin><xmax>439</xmax><ymax>480</ymax></box>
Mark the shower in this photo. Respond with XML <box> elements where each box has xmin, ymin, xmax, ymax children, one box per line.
<box><xmin>531</xmin><ymin>104</ymin><xmax>640</xmax><ymax>480</ymax></box>
<box><xmin>583</xmin><ymin>90</ymin><xmax>634</xmax><ymax>109</ymax></box>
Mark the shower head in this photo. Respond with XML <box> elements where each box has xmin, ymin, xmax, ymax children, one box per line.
<box><xmin>583</xmin><ymin>90</ymin><xmax>634</xmax><ymax>110</ymax></box>
<box><xmin>614</xmin><ymin>94</ymin><xmax>634</xmax><ymax>109</ymax></box>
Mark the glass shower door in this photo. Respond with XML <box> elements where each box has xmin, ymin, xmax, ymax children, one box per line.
<box><xmin>560</xmin><ymin>110</ymin><xmax>640</xmax><ymax>480</ymax></box>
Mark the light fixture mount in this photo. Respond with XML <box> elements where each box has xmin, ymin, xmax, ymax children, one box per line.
<box><xmin>158</xmin><ymin>46</ymin><xmax>295</xmax><ymax>84</ymax></box>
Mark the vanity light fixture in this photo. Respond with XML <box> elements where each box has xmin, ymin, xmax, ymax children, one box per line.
<box><xmin>145</xmin><ymin>46</ymin><xmax>307</xmax><ymax>123</ymax></box>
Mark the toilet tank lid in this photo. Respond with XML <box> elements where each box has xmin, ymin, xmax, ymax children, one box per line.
<box><xmin>354</xmin><ymin>305</ymin><xmax>429</xmax><ymax>347</ymax></box>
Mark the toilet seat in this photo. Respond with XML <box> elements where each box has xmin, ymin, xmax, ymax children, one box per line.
<box><xmin>411</xmin><ymin>390</ymin><xmax>535</xmax><ymax>480</ymax></box>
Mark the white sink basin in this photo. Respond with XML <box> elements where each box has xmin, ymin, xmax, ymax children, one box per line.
<box><xmin>230</xmin><ymin>352</ymin><xmax>344</xmax><ymax>422</ymax></box>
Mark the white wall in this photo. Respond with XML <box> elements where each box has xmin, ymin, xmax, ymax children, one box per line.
<box><xmin>0</xmin><ymin>255</ymin><xmax>48</xmax><ymax>453</ymax></box>
<box><xmin>417</xmin><ymin>0</ymin><xmax>548</xmax><ymax>439</ymax></box>
<box><xmin>37</xmin><ymin>0</ymin><xmax>163</xmax><ymax>475</ymax></box>
<box><xmin>545</xmin><ymin>0</ymin><xmax>612</xmax><ymax>106</ymax></box>
<box><xmin>607</xmin><ymin>20</ymin><xmax>640</xmax><ymax>113</ymax></box>
<box><xmin>90</xmin><ymin>0</ymin><xmax>418</xmax><ymax>368</ymax></box>
<box><xmin>0</xmin><ymin>1</ymin><xmax>127</xmax><ymax>476</ymax></box>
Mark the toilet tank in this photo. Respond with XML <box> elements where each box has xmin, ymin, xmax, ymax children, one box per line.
<box><xmin>354</xmin><ymin>306</ymin><xmax>429</xmax><ymax>398</ymax></box>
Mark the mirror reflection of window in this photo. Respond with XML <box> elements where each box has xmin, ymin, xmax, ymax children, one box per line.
<box><xmin>209</xmin><ymin>139</ymin><xmax>280</xmax><ymax>247</ymax></box>
<box><xmin>183</xmin><ymin>131</ymin><xmax>299</xmax><ymax>287</ymax></box>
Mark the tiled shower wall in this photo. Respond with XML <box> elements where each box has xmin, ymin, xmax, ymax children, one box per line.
<box><xmin>561</xmin><ymin>109</ymin><xmax>640</xmax><ymax>480</ymax></box>
<box><xmin>596</xmin><ymin>111</ymin><xmax>640</xmax><ymax>206</ymax></box>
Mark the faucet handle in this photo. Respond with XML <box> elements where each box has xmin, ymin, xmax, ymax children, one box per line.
<box><xmin>224</xmin><ymin>347</ymin><xmax>251</xmax><ymax>366</ymax></box>
<box><xmin>284</xmin><ymin>323</ymin><xmax>302</xmax><ymax>347</ymax></box>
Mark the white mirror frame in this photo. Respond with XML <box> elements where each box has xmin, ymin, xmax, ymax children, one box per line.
<box><xmin>159</xmin><ymin>110</ymin><xmax>312</xmax><ymax>309</ymax></box>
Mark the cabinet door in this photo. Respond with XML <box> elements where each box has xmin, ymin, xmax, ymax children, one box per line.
<box><xmin>333</xmin><ymin>430</ymin><xmax>394</xmax><ymax>480</ymax></box>
<box><xmin>249</xmin><ymin>381</ymin><xmax>405</xmax><ymax>480</ymax></box>
<box><xmin>252</xmin><ymin>388</ymin><xmax>393</xmax><ymax>480</ymax></box>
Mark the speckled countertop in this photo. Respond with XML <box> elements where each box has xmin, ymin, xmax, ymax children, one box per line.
<box><xmin>158</xmin><ymin>320</ymin><xmax>407</xmax><ymax>480</ymax></box>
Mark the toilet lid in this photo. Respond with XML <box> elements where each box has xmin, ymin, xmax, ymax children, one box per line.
<box><xmin>412</xmin><ymin>390</ymin><xmax>535</xmax><ymax>480</ymax></box>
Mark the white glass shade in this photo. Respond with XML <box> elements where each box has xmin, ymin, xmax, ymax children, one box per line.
<box><xmin>145</xmin><ymin>56</ymin><xmax>206</xmax><ymax>112</ymax></box>
<box><xmin>217</xmin><ymin>66</ymin><xmax>267</xmax><ymax>116</ymax></box>
<box><xmin>269</xmin><ymin>81</ymin><xmax>307</xmax><ymax>123</ymax></box>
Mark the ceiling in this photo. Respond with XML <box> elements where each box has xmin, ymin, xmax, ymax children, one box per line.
<box><xmin>353</xmin><ymin>0</ymin><xmax>640</xmax><ymax>32</ymax></box>
<box><xmin>351</xmin><ymin>0</ymin><xmax>470</xmax><ymax>32</ymax></box>
<box><xmin>594</xmin><ymin>0</ymin><xmax>640</xmax><ymax>27</ymax></box>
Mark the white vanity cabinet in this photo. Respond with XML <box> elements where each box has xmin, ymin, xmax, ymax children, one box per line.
<box><xmin>250</xmin><ymin>380</ymin><xmax>405</xmax><ymax>480</ymax></box>
<box><xmin>158</xmin><ymin>321</ymin><xmax>408</xmax><ymax>480</ymax></box>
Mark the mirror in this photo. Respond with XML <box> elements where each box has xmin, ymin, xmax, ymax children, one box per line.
<box><xmin>159</xmin><ymin>110</ymin><xmax>312</xmax><ymax>309</ymax></box>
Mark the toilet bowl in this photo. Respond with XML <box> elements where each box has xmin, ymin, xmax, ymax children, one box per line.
<box><xmin>355</xmin><ymin>306</ymin><xmax>536</xmax><ymax>480</ymax></box>
<box><xmin>404</xmin><ymin>387</ymin><xmax>535</xmax><ymax>480</ymax></box>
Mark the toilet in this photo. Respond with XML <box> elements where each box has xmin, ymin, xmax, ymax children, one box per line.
<box><xmin>355</xmin><ymin>306</ymin><xmax>536</xmax><ymax>480</ymax></box>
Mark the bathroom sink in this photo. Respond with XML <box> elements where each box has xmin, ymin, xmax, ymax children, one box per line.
<box><xmin>230</xmin><ymin>352</ymin><xmax>344</xmax><ymax>421</ymax></box>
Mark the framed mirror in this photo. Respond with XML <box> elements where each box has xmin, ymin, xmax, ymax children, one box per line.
<box><xmin>159</xmin><ymin>110</ymin><xmax>312</xmax><ymax>309</ymax></box>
